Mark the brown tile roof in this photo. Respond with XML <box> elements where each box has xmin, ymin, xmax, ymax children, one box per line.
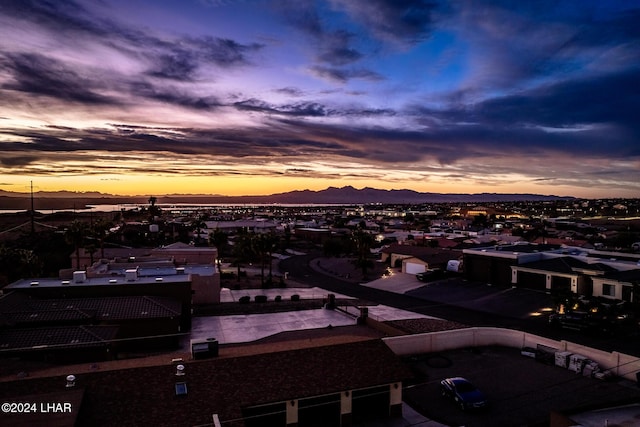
<box><xmin>0</xmin><ymin>339</ymin><xmax>412</xmax><ymax>427</ymax></box>
<box><xmin>0</xmin><ymin>295</ymin><xmax>182</xmax><ymax>323</ymax></box>
<box><xmin>1</xmin><ymin>308</ymin><xmax>96</xmax><ymax>326</ymax></box>
<box><xmin>518</xmin><ymin>256</ymin><xmax>617</xmax><ymax>275</ymax></box>
<box><xmin>381</xmin><ymin>243</ymin><xmax>462</xmax><ymax>265</ymax></box>
<box><xmin>0</xmin><ymin>325</ymin><xmax>119</xmax><ymax>352</ymax></box>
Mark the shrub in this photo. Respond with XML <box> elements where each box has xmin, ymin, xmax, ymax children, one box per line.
<box><xmin>238</xmin><ymin>296</ymin><xmax>251</xmax><ymax>304</ymax></box>
<box><xmin>255</xmin><ymin>295</ymin><xmax>267</xmax><ymax>303</ymax></box>
<box><xmin>291</xmin><ymin>294</ymin><xmax>300</xmax><ymax>302</ymax></box>
<box><xmin>275</xmin><ymin>295</ymin><xmax>282</xmax><ymax>302</ymax></box>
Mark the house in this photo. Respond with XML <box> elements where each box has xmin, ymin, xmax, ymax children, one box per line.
<box><xmin>380</xmin><ymin>243</ymin><xmax>462</xmax><ymax>274</ymax></box>
<box><xmin>511</xmin><ymin>256</ymin><xmax>617</xmax><ymax>294</ymax></box>
<box><xmin>152</xmin><ymin>242</ymin><xmax>218</xmax><ymax>265</ymax></box>
<box><xmin>0</xmin><ymin>339</ymin><xmax>411</xmax><ymax>427</ymax></box>
<box><xmin>463</xmin><ymin>243</ymin><xmax>640</xmax><ymax>297</ymax></box>
<box><xmin>591</xmin><ymin>269</ymin><xmax>640</xmax><ymax>302</ymax></box>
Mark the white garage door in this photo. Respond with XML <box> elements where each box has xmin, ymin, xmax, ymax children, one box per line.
<box><xmin>405</xmin><ymin>262</ymin><xmax>426</xmax><ymax>275</ymax></box>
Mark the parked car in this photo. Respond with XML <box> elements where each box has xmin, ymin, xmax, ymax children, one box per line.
<box><xmin>440</xmin><ymin>377</ymin><xmax>488</xmax><ymax>411</ymax></box>
<box><xmin>548</xmin><ymin>311</ymin><xmax>612</xmax><ymax>333</ymax></box>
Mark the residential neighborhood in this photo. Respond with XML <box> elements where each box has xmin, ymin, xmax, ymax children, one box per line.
<box><xmin>0</xmin><ymin>197</ymin><xmax>639</xmax><ymax>426</ymax></box>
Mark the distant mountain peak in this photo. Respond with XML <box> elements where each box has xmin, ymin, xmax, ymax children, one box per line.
<box><xmin>0</xmin><ymin>186</ymin><xmax>576</xmax><ymax>210</ymax></box>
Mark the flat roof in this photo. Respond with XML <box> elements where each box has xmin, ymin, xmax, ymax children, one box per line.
<box><xmin>5</xmin><ymin>263</ymin><xmax>221</xmax><ymax>290</ymax></box>
<box><xmin>6</xmin><ymin>272</ymin><xmax>191</xmax><ymax>290</ymax></box>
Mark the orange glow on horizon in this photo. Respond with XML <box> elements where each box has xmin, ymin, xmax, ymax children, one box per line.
<box><xmin>1</xmin><ymin>172</ymin><xmax>635</xmax><ymax>199</ymax></box>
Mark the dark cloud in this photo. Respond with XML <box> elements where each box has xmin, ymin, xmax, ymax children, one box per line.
<box><xmin>309</xmin><ymin>66</ymin><xmax>384</xmax><ymax>83</ymax></box>
<box><xmin>273</xmin><ymin>87</ymin><xmax>305</xmax><ymax>97</ymax></box>
<box><xmin>233</xmin><ymin>98</ymin><xmax>395</xmax><ymax>118</ymax></box>
<box><xmin>445</xmin><ymin>1</ymin><xmax>640</xmax><ymax>94</ymax></box>
<box><xmin>146</xmin><ymin>52</ymin><xmax>199</xmax><ymax>80</ymax></box>
<box><xmin>316</xmin><ymin>30</ymin><xmax>363</xmax><ymax>66</ymax></box>
<box><xmin>234</xmin><ymin>99</ymin><xmax>327</xmax><ymax>117</ymax></box>
<box><xmin>331</xmin><ymin>0</ymin><xmax>444</xmax><ymax>46</ymax></box>
<box><xmin>277</xmin><ymin>1</ymin><xmax>366</xmax><ymax>77</ymax></box>
<box><xmin>419</xmin><ymin>68</ymin><xmax>640</xmax><ymax>157</ymax></box>
<box><xmin>1</xmin><ymin>53</ymin><xmax>116</xmax><ymax>105</ymax></box>
<box><xmin>1</xmin><ymin>0</ymin><xmax>263</xmax><ymax>85</ymax></box>
<box><xmin>1</xmin><ymin>0</ymin><xmax>638</xmax><ymax>194</ymax></box>
<box><xmin>0</xmin><ymin>0</ymin><xmax>115</xmax><ymax>39</ymax></box>
<box><xmin>185</xmin><ymin>36</ymin><xmax>264</xmax><ymax>68</ymax></box>
<box><xmin>0</xmin><ymin>155</ymin><xmax>41</xmax><ymax>167</ymax></box>
<box><xmin>129</xmin><ymin>81</ymin><xmax>221</xmax><ymax>110</ymax></box>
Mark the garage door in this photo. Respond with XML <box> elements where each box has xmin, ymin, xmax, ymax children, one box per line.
<box><xmin>405</xmin><ymin>262</ymin><xmax>426</xmax><ymax>275</ymax></box>
<box><xmin>517</xmin><ymin>271</ymin><xmax>546</xmax><ymax>290</ymax></box>
<box><xmin>352</xmin><ymin>385</ymin><xmax>390</xmax><ymax>424</ymax></box>
<box><xmin>298</xmin><ymin>393</ymin><xmax>341</xmax><ymax>427</ymax></box>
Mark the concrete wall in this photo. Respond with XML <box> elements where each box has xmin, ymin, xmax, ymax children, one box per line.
<box><xmin>383</xmin><ymin>327</ymin><xmax>640</xmax><ymax>381</ymax></box>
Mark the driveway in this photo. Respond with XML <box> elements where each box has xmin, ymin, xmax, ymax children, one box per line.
<box><xmin>403</xmin><ymin>346</ymin><xmax>640</xmax><ymax>427</ymax></box>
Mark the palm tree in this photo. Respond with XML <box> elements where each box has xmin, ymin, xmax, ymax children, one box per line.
<box><xmin>231</xmin><ymin>230</ymin><xmax>253</xmax><ymax>281</ymax></box>
<box><xmin>351</xmin><ymin>227</ymin><xmax>374</xmax><ymax>280</ymax></box>
<box><xmin>209</xmin><ymin>228</ymin><xmax>228</xmax><ymax>275</ymax></box>
<box><xmin>191</xmin><ymin>215</ymin><xmax>207</xmax><ymax>246</ymax></box>
<box><xmin>0</xmin><ymin>247</ymin><xmax>42</xmax><ymax>287</ymax></box>
<box><xmin>65</xmin><ymin>220</ymin><xmax>89</xmax><ymax>270</ymax></box>
<box><xmin>148</xmin><ymin>196</ymin><xmax>159</xmax><ymax>220</ymax></box>
<box><xmin>90</xmin><ymin>218</ymin><xmax>111</xmax><ymax>260</ymax></box>
<box><xmin>253</xmin><ymin>232</ymin><xmax>278</xmax><ymax>286</ymax></box>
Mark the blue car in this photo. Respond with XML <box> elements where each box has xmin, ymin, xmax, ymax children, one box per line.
<box><xmin>440</xmin><ymin>377</ymin><xmax>488</xmax><ymax>411</ymax></box>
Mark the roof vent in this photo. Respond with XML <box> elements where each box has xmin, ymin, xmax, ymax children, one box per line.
<box><xmin>30</xmin><ymin>281</ymin><xmax>39</xmax><ymax>287</ymax></box>
<box><xmin>66</xmin><ymin>374</ymin><xmax>76</xmax><ymax>388</ymax></box>
<box><xmin>155</xmin><ymin>277</ymin><xmax>163</xmax><ymax>282</ymax></box>
<box><xmin>61</xmin><ymin>280</ymin><xmax>70</xmax><ymax>285</ymax></box>
<box><xmin>109</xmin><ymin>279</ymin><xmax>118</xmax><ymax>283</ymax></box>
<box><xmin>73</xmin><ymin>271</ymin><xmax>86</xmax><ymax>283</ymax></box>
<box><xmin>176</xmin><ymin>267</ymin><xmax>185</xmax><ymax>275</ymax></box>
<box><xmin>176</xmin><ymin>364</ymin><xmax>185</xmax><ymax>376</ymax></box>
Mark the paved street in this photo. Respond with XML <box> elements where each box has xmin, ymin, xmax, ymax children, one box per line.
<box><xmin>278</xmin><ymin>253</ymin><xmax>640</xmax><ymax>357</ymax></box>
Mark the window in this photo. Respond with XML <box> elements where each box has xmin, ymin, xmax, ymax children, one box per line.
<box><xmin>602</xmin><ymin>283</ymin><xmax>615</xmax><ymax>297</ymax></box>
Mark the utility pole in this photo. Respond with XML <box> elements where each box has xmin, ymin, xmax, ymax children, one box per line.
<box><xmin>30</xmin><ymin>180</ymin><xmax>35</xmax><ymax>234</ymax></box>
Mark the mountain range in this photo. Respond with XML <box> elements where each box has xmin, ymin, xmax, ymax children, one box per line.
<box><xmin>0</xmin><ymin>186</ymin><xmax>575</xmax><ymax>210</ymax></box>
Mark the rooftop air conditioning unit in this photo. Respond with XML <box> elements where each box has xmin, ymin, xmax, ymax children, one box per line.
<box><xmin>125</xmin><ymin>268</ymin><xmax>138</xmax><ymax>282</ymax></box>
<box><xmin>73</xmin><ymin>271</ymin><xmax>87</xmax><ymax>283</ymax></box>
<box><xmin>190</xmin><ymin>338</ymin><xmax>218</xmax><ymax>360</ymax></box>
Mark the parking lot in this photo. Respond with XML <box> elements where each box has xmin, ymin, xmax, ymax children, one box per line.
<box><xmin>402</xmin><ymin>346</ymin><xmax>640</xmax><ymax>427</ymax></box>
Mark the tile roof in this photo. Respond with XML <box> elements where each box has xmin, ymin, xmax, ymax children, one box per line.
<box><xmin>0</xmin><ymin>295</ymin><xmax>182</xmax><ymax>322</ymax></box>
<box><xmin>1</xmin><ymin>308</ymin><xmax>96</xmax><ymax>326</ymax></box>
<box><xmin>0</xmin><ymin>325</ymin><xmax>119</xmax><ymax>352</ymax></box>
<box><xmin>518</xmin><ymin>256</ymin><xmax>617</xmax><ymax>274</ymax></box>
<box><xmin>381</xmin><ymin>243</ymin><xmax>462</xmax><ymax>264</ymax></box>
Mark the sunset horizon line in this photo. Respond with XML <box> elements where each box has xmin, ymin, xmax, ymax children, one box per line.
<box><xmin>2</xmin><ymin>184</ymin><xmax>634</xmax><ymax>201</ymax></box>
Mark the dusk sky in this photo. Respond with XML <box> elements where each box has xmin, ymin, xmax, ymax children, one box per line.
<box><xmin>1</xmin><ymin>0</ymin><xmax>639</xmax><ymax>198</ymax></box>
